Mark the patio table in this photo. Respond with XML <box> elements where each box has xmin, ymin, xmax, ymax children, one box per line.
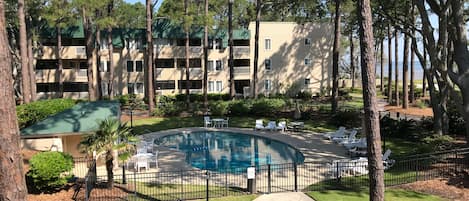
<box><xmin>212</xmin><ymin>118</ymin><xmax>224</xmax><ymax>128</ymax></box>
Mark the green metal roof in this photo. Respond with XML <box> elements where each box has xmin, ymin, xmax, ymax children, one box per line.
<box><xmin>39</xmin><ymin>20</ymin><xmax>85</xmax><ymax>38</ymax></box>
<box><xmin>20</xmin><ymin>101</ymin><xmax>121</xmax><ymax>137</ymax></box>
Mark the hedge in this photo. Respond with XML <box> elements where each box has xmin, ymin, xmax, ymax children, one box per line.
<box><xmin>16</xmin><ymin>99</ymin><xmax>77</xmax><ymax>129</ymax></box>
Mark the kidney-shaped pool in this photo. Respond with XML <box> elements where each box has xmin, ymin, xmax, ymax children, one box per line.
<box><xmin>154</xmin><ymin>131</ymin><xmax>304</xmax><ymax>170</ymax></box>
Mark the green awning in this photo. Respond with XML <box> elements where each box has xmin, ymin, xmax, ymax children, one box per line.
<box><xmin>21</xmin><ymin>101</ymin><xmax>121</xmax><ymax>137</ymax></box>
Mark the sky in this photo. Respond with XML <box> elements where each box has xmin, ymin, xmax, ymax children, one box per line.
<box><xmin>125</xmin><ymin>0</ymin><xmax>164</xmax><ymax>12</ymax></box>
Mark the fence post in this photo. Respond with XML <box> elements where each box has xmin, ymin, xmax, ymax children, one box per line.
<box><xmin>268</xmin><ymin>164</ymin><xmax>271</xmax><ymax>194</ymax></box>
<box><xmin>336</xmin><ymin>162</ymin><xmax>340</xmax><ymax>182</ymax></box>
<box><xmin>415</xmin><ymin>160</ymin><xmax>419</xmax><ymax>182</ymax></box>
<box><xmin>206</xmin><ymin>171</ymin><xmax>210</xmax><ymax>201</ymax></box>
<box><xmin>133</xmin><ymin>170</ymin><xmax>137</xmax><ymax>198</ymax></box>
<box><xmin>294</xmin><ymin>163</ymin><xmax>298</xmax><ymax>192</ymax></box>
<box><xmin>180</xmin><ymin>170</ymin><xmax>184</xmax><ymax>200</ymax></box>
<box><xmin>225</xmin><ymin>169</ymin><xmax>228</xmax><ymax>196</ymax></box>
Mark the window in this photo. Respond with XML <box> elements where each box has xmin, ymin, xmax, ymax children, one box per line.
<box><xmin>304</xmin><ymin>38</ymin><xmax>311</xmax><ymax>45</ymax></box>
<box><xmin>216</xmin><ymin>81</ymin><xmax>223</xmax><ymax>92</ymax></box>
<box><xmin>99</xmin><ymin>61</ymin><xmax>110</xmax><ymax>72</ymax></box>
<box><xmin>265</xmin><ymin>59</ymin><xmax>271</xmax><ymax>70</ymax></box>
<box><xmin>36</xmin><ymin>83</ymin><xmax>59</xmax><ymax>92</ymax></box>
<box><xmin>127</xmin><ymin>82</ymin><xmax>144</xmax><ymax>94</ymax></box>
<box><xmin>36</xmin><ymin>60</ymin><xmax>58</xmax><ymax>70</ymax></box>
<box><xmin>77</xmin><ymin>69</ymin><xmax>87</xmax><ymax>77</ymax></box>
<box><xmin>136</xmin><ymin>61</ymin><xmax>143</xmax><ymax>72</ymax></box>
<box><xmin>233</xmin><ymin>59</ymin><xmax>250</xmax><ymax>67</ymax></box>
<box><xmin>233</xmin><ymin>40</ymin><xmax>249</xmax><ymax>46</ymax></box>
<box><xmin>126</xmin><ymin>39</ymin><xmax>142</xmax><ymax>50</ymax></box>
<box><xmin>177</xmin><ymin>59</ymin><xmax>202</xmax><ymax>68</ymax></box>
<box><xmin>190</xmin><ymin>38</ymin><xmax>202</xmax><ymax>46</ymax></box>
<box><xmin>265</xmin><ymin>38</ymin><xmax>271</xmax><ymax>50</ymax></box>
<box><xmin>63</xmin><ymin>82</ymin><xmax>88</xmax><ymax>92</ymax></box>
<box><xmin>215</xmin><ymin>60</ymin><xmax>223</xmax><ymax>71</ymax></box>
<box><xmin>178</xmin><ymin>80</ymin><xmax>203</xmax><ymax>89</ymax></box>
<box><xmin>156</xmin><ymin>59</ymin><xmax>174</xmax><ymax>68</ymax></box>
<box><xmin>209</xmin><ymin>39</ymin><xmax>222</xmax><ymax>49</ymax></box>
<box><xmin>100</xmin><ymin>38</ymin><xmax>108</xmax><ymax>50</ymax></box>
<box><xmin>155</xmin><ymin>80</ymin><xmax>176</xmax><ymax>90</ymax></box>
<box><xmin>101</xmin><ymin>83</ymin><xmax>109</xmax><ymax>96</ymax></box>
<box><xmin>304</xmin><ymin>78</ymin><xmax>310</xmax><ymax>85</ymax></box>
<box><xmin>127</xmin><ymin>61</ymin><xmax>134</xmax><ymax>72</ymax></box>
<box><xmin>207</xmin><ymin>61</ymin><xmax>214</xmax><ymax>72</ymax></box>
<box><xmin>208</xmin><ymin>81</ymin><xmax>214</xmax><ymax>92</ymax></box>
<box><xmin>304</xmin><ymin>58</ymin><xmax>311</xmax><ymax>66</ymax></box>
<box><xmin>264</xmin><ymin>80</ymin><xmax>271</xmax><ymax>91</ymax></box>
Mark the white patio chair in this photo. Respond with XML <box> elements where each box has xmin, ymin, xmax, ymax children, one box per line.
<box><xmin>136</xmin><ymin>158</ymin><xmax>148</xmax><ymax>172</ymax></box>
<box><xmin>344</xmin><ymin>137</ymin><xmax>367</xmax><ymax>149</ymax></box>
<box><xmin>276</xmin><ymin>121</ymin><xmax>286</xmax><ymax>132</ymax></box>
<box><xmin>266</xmin><ymin>121</ymin><xmax>276</xmax><ymax>131</ymax></box>
<box><xmin>204</xmin><ymin>116</ymin><xmax>212</xmax><ymax>127</ymax></box>
<box><xmin>222</xmin><ymin>117</ymin><xmax>229</xmax><ymax>128</ymax></box>
<box><xmin>255</xmin><ymin>119</ymin><xmax>265</xmax><ymax>130</ymax></box>
<box><xmin>323</xmin><ymin>126</ymin><xmax>346</xmax><ymax>140</ymax></box>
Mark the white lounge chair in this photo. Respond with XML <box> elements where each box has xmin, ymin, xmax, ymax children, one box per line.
<box><xmin>204</xmin><ymin>116</ymin><xmax>212</xmax><ymax>127</ymax></box>
<box><xmin>136</xmin><ymin>158</ymin><xmax>148</xmax><ymax>172</ymax></box>
<box><xmin>276</xmin><ymin>121</ymin><xmax>286</xmax><ymax>132</ymax></box>
<box><xmin>352</xmin><ymin>149</ymin><xmax>395</xmax><ymax>169</ymax></box>
<box><xmin>324</xmin><ymin>126</ymin><xmax>346</xmax><ymax>140</ymax></box>
<box><xmin>255</xmin><ymin>119</ymin><xmax>265</xmax><ymax>130</ymax></box>
<box><xmin>333</xmin><ymin>130</ymin><xmax>357</xmax><ymax>144</ymax></box>
<box><xmin>344</xmin><ymin>137</ymin><xmax>367</xmax><ymax>150</ymax></box>
<box><xmin>266</xmin><ymin>121</ymin><xmax>276</xmax><ymax>131</ymax></box>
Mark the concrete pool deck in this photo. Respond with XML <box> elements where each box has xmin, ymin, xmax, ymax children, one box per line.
<box><xmin>139</xmin><ymin>127</ymin><xmax>349</xmax><ymax>171</ymax></box>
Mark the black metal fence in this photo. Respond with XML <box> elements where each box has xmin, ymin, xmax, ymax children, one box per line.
<box><xmin>84</xmin><ymin>148</ymin><xmax>469</xmax><ymax>201</ymax></box>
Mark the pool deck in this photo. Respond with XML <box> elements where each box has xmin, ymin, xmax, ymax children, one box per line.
<box><xmin>140</xmin><ymin>127</ymin><xmax>349</xmax><ymax>171</ymax></box>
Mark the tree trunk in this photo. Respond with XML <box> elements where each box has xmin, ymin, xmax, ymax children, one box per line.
<box><xmin>387</xmin><ymin>23</ymin><xmax>392</xmax><ymax>103</ymax></box>
<box><xmin>18</xmin><ymin>0</ymin><xmax>31</xmax><ymax>103</ymax></box>
<box><xmin>96</xmin><ymin>25</ymin><xmax>102</xmax><ymax>99</ymax></box>
<box><xmin>184</xmin><ymin>0</ymin><xmax>190</xmax><ymax>108</ymax></box>
<box><xmin>448</xmin><ymin>0</ymin><xmax>469</xmax><ymax>140</ymax></box>
<box><xmin>146</xmin><ymin>0</ymin><xmax>154</xmax><ymax>112</ymax></box>
<box><xmin>357</xmin><ymin>0</ymin><xmax>384</xmax><ymax>200</ymax></box>
<box><xmin>105</xmin><ymin>151</ymin><xmax>114</xmax><ymax>188</ymax></box>
<box><xmin>108</xmin><ymin>3</ymin><xmax>114</xmax><ymax>100</ymax></box>
<box><xmin>228</xmin><ymin>0</ymin><xmax>235</xmax><ymax>99</ymax></box>
<box><xmin>83</xmin><ymin>10</ymin><xmax>96</xmax><ymax>101</ymax></box>
<box><xmin>331</xmin><ymin>0</ymin><xmax>341</xmax><ymax>113</ymax></box>
<box><xmin>27</xmin><ymin>33</ymin><xmax>36</xmax><ymax>101</ymax></box>
<box><xmin>422</xmin><ymin>48</ymin><xmax>426</xmax><ymax>98</ymax></box>
<box><xmin>350</xmin><ymin>31</ymin><xmax>355</xmax><ymax>90</ymax></box>
<box><xmin>57</xmin><ymin>26</ymin><xmax>64</xmax><ymax>98</ymax></box>
<box><xmin>402</xmin><ymin>33</ymin><xmax>409</xmax><ymax>109</ymax></box>
<box><xmin>203</xmin><ymin>0</ymin><xmax>209</xmax><ymax>110</ymax></box>
<box><xmin>380</xmin><ymin>39</ymin><xmax>384</xmax><ymax>92</ymax></box>
<box><xmin>409</xmin><ymin>5</ymin><xmax>415</xmax><ymax>103</ymax></box>
<box><xmin>252</xmin><ymin>0</ymin><xmax>261</xmax><ymax>99</ymax></box>
<box><xmin>394</xmin><ymin>29</ymin><xmax>399</xmax><ymax>106</ymax></box>
<box><xmin>0</xmin><ymin>0</ymin><xmax>28</xmax><ymax>198</ymax></box>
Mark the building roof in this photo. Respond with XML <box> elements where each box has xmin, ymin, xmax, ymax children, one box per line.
<box><xmin>39</xmin><ymin>19</ymin><xmax>250</xmax><ymax>48</ymax></box>
<box><xmin>20</xmin><ymin>101</ymin><xmax>121</xmax><ymax>138</ymax></box>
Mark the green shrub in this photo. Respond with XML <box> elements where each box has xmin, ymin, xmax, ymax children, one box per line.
<box><xmin>27</xmin><ymin>151</ymin><xmax>74</xmax><ymax>191</ymax></box>
<box><xmin>116</xmin><ymin>94</ymin><xmax>130</xmax><ymax>105</ymax></box>
<box><xmin>229</xmin><ymin>100</ymin><xmax>253</xmax><ymax>115</ymax></box>
<box><xmin>417</xmin><ymin>135</ymin><xmax>454</xmax><ymax>153</ymax></box>
<box><xmin>297</xmin><ymin>91</ymin><xmax>313</xmax><ymax>100</ymax></box>
<box><xmin>414</xmin><ymin>99</ymin><xmax>429</xmax><ymax>109</ymax></box>
<box><xmin>330</xmin><ymin>110</ymin><xmax>362</xmax><ymax>128</ymax></box>
<box><xmin>209</xmin><ymin>101</ymin><xmax>230</xmax><ymax>116</ymax></box>
<box><xmin>16</xmin><ymin>99</ymin><xmax>76</xmax><ymax>129</ymax></box>
<box><xmin>251</xmin><ymin>98</ymin><xmax>286</xmax><ymax>117</ymax></box>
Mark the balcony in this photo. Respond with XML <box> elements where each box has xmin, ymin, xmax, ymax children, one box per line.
<box><xmin>190</xmin><ymin>47</ymin><xmax>202</xmax><ymax>53</ymax></box>
<box><xmin>38</xmin><ymin>46</ymin><xmax>87</xmax><ymax>59</ymax></box>
<box><xmin>234</xmin><ymin>46</ymin><xmax>250</xmax><ymax>54</ymax></box>
<box><xmin>233</xmin><ymin>66</ymin><xmax>250</xmax><ymax>75</ymax></box>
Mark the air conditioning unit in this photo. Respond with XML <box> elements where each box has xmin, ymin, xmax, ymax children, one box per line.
<box><xmin>76</xmin><ymin>47</ymin><xmax>86</xmax><ymax>55</ymax></box>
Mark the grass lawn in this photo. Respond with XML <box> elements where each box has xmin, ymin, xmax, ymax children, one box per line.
<box><xmin>193</xmin><ymin>195</ymin><xmax>258</xmax><ymax>201</ymax></box>
<box><xmin>126</xmin><ymin>182</ymin><xmax>248</xmax><ymax>201</ymax></box>
<box><xmin>307</xmin><ymin>189</ymin><xmax>444</xmax><ymax>201</ymax></box>
<box><xmin>132</xmin><ymin>116</ymin><xmax>336</xmax><ymax>134</ymax></box>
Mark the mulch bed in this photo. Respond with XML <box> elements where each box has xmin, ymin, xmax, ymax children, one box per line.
<box><xmin>385</xmin><ymin>105</ymin><xmax>433</xmax><ymax>117</ymax></box>
<box><xmin>395</xmin><ymin>171</ymin><xmax>469</xmax><ymax>201</ymax></box>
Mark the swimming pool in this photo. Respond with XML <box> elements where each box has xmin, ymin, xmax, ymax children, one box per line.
<box><xmin>154</xmin><ymin>131</ymin><xmax>304</xmax><ymax>170</ymax></box>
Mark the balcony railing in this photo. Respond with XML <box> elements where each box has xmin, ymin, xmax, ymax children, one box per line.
<box><xmin>234</xmin><ymin>46</ymin><xmax>250</xmax><ymax>54</ymax></box>
<box><xmin>190</xmin><ymin>47</ymin><xmax>202</xmax><ymax>53</ymax></box>
<box><xmin>233</xmin><ymin>66</ymin><xmax>250</xmax><ymax>75</ymax></box>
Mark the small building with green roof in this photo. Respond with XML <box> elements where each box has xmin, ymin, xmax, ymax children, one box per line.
<box><xmin>20</xmin><ymin>101</ymin><xmax>121</xmax><ymax>157</ymax></box>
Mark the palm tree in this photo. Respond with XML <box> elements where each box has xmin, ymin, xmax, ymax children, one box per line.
<box><xmin>80</xmin><ymin>118</ymin><xmax>137</xmax><ymax>188</ymax></box>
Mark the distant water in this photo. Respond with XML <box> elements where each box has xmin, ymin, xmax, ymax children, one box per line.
<box><xmin>375</xmin><ymin>61</ymin><xmax>425</xmax><ymax>80</ymax></box>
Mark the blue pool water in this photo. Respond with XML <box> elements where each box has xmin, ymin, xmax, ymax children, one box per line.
<box><xmin>154</xmin><ymin>131</ymin><xmax>304</xmax><ymax>170</ymax></box>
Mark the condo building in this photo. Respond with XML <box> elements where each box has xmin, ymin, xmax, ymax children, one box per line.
<box><xmin>34</xmin><ymin>20</ymin><xmax>333</xmax><ymax>99</ymax></box>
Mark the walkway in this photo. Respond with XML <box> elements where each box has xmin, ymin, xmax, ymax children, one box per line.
<box><xmin>254</xmin><ymin>192</ymin><xmax>315</xmax><ymax>201</ymax></box>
